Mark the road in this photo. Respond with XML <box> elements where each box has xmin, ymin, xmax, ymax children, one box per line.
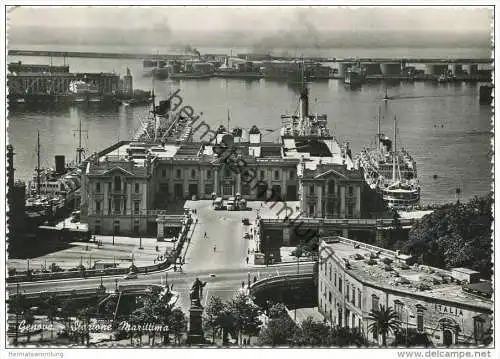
<box><xmin>7</xmin><ymin>201</ymin><xmax>314</xmax><ymax>312</ymax></box>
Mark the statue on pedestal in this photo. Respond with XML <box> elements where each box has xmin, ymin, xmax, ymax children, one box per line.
<box><xmin>189</xmin><ymin>277</ymin><xmax>207</xmax><ymax>308</ymax></box>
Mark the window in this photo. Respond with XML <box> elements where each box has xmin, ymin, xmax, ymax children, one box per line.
<box><xmin>417</xmin><ymin>309</ymin><xmax>424</xmax><ymax>332</ymax></box>
<box><xmin>290</xmin><ymin>171</ymin><xmax>295</xmax><ymax>180</ymax></box>
<box><xmin>95</xmin><ymin>182</ymin><xmax>101</xmax><ymax>193</ymax></box>
<box><xmin>339</xmin><ymin>278</ymin><xmax>343</xmax><ymax>293</ymax></box>
<box><xmin>162</xmin><ymin>169</ymin><xmax>167</xmax><ymax>178</ymax></box>
<box><xmin>394</xmin><ymin>300</ymin><xmax>404</xmax><ymax>321</ymax></box>
<box><xmin>191</xmin><ymin>169</ymin><xmax>196</xmax><ymax>179</ymax></box>
<box><xmin>242</xmin><ymin>183</ymin><xmax>251</xmax><ymax>196</ymax></box>
<box><xmin>135</xmin><ymin>183</ymin><xmax>140</xmax><ymax>193</ymax></box>
<box><xmin>225</xmin><ymin>168</ymin><xmax>231</xmax><ymax>178</ymax></box>
<box><xmin>274</xmin><ymin>170</ymin><xmax>279</xmax><ymax>180</ymax></box>
<box><xmin>114</xmin><ymin>176</ymin><xmax>121</xmax><ymax>191</ymax></box>
<box><xmin>309</xmin><ymin>205</ymin><xmax>315</xmax><ymax>216</ymax></box>
<box><xmin>329</xmin><ymin>292</ymin><xmax>332</xmax><ymax>304</ymax></box>
<box><xmin>348</xmin><ymin>186</ymin><xmax>353</xmax><ymax>196</ymax></box>
<box><xmin>334</xmin><ymin>272</ymin><xmax>337</xmax><ymax>287</ymax></box>
<box><xmin>95</xmin><ymin>201</ymin><xmax>101</xmax><ymax>214</ymax></box>
<box><xmin>357</xmin><ymin>289</ymin><xmax>361</xmax><ymax>308</ymax></box>
<box><xmin>108</xmin><ymin>199</ymin><xmax>111</xmax><ymax>215</ymax></box>
<box><xmin>371</xmin><ymin>295</ymin><xmax>379</xmax><ymax>311</ymax></box>
<box><xmin>329</xmin><ymin>266</ymin><xmax>332</xmax><ymax>281</ymax></box>
<box><xmin>328</xmin><ymin>180</ymin><xmax>335</xmax><ymax>194</ymax></box>
<box><xmin>176</xmin><ymin>169</ymin><xmax>181</xmax><ymax>179</ymax></box>
<box><xmin>352</xmin><ymin>288</ymin><xmax>356</xmax><ymax>305</ymax></box>
<box><xmin>260</xmin><ymin>170</ymin><xmax>265</xmax><ymax>180</ymax></box>
<box><xmin>114</xmin><ymin>199</ymin><xmax>121</xmax><ymax>214</ymax></box>
<box><xmin>205</xmin><ymin>183</ymin><xmax>214</xmax><ymax>195</ymax></box>
<box><xmin>207</xmin><ymin>169</ymin><xmax>212</xmax><ymax>179</ymax></box>
<box><xmin>309</xmin><ymin>185</ymin><xmax>315</xmax><ymax>194</ymax></box>
<box><xmin>134</xmin><ymin>224</ymin><xmax>140</xmax><ymax>234</ymax></box>
<box><xmin>134</xmin><ymin>201</ymin><xmax>140</xmax><ymax>215</ymax></box>
<box><xmin>346</xmin><ymin>282</ymin><xmax>350</xmax><ymax>301</ymax></box>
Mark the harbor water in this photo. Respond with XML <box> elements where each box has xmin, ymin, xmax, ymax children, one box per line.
<box><xmin>7</xmin><ymin>50</ymin><xmax>492</xmax><ymax>206</ymax></box>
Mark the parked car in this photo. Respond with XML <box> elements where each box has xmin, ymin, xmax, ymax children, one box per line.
<box><xmin>242</xmin><ymin>217</ymin><xmax>250</xmax><ymax>225</ymax></box>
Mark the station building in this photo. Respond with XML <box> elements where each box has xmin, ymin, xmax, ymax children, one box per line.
<box><xmin>318</xmin><ymin>237</ymin><xmax>492</xmax><ymax>347</ymax></box>
<box><xmin>80</xmin><ymin>125</ymin><xmax>368</xmax><ymax>237</ymax></box>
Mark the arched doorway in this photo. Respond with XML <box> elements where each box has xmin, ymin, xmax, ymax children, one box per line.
<box><xmin>439</xmin><ymin>318</ymin><xmax>459</xmax><ymax>347</ymax></box>
<box><xmin>443</xmin><ymin>329</ymin><xmax>453</xmax><ymax>347</ymax></box>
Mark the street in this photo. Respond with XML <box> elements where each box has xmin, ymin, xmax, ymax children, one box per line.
<box><xmin>8</xmin><ymin>200</ymin><xmax>313</xmax><ymax>313</ymax></box>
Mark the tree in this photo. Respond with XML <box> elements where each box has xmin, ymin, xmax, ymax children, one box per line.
<box><xmin>267</xmin><ymin>302</ymin><xmax>288</xmax><ymax>319</ymax></box>
<box><xmin>405</xmin><ymin>194</ymin><xmax>493</xmax><ymax>277</ymax></box>
<box><xmin>293</xmin><ymin>317</ymin><xmax>331</xmax><ymax>346</ymax></box>
<box><xmin>393</xmin><ymin>328</ymin><xmax>432</xmax><ymax>347</ymax></box>
<box><xmin>22</xmin><ymin>308</ymin><xmax>35</xmax><ymax>344</ymax></box>
<box><xmin>367</xmin><ymin>305</ymin><xmax>400</xmax><ymax>346</ymax></box>
<box><xmin>257</xmin><ymin>315</ymin><xmax>297</xmax><ymax>346</ymax></box>
<box><xmin>228</xmin><ymin>292</ymin><xmax>262</xmax><ymax>345</ymax></box>
<box><xmin>40</xmin><ymin>293</ymin><xmax>61</xmax><ymax>340</ymax></box>
<box><xmin>169</xmin><ymin>307</ymin><xmax>187</xmax><ymax>345</ymax></box>
<box><xmin>329</xmin><ymin>326</ymin><xmax>368</xmax><ymax>347</ymax></box>
<box><xmin>203</xmin><ymin>296</ymin><xmax>225</xmax><ymax>343</ymax></box>
<box><xmin>76</xmin><ymin>305</ymin><xmax>95</xmax><ymax>345</ymax></box>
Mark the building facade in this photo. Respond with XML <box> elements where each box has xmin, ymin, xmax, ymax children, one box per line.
<box><xmin>300</xmin><ymin>164</ymin><xmax>364</xmax><ymax>218</ymax></box>
<box><xmin>81</xmin><ymin>125</ymin><xmax>377</xmax><ymax>236</ymax></box>
<box><xmin>318</xmin><ymin>237</ymin><xmax>492</xmax><ymax>347</ymax></box>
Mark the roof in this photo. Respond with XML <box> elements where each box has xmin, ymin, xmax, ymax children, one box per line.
<box><xmin>302</xmin><ymin>164</ymin><xmax>363</xmax><ymax>181</ymax></box>
<box><xmin>320</xmin><ymin>238</ymin><xmax>492</xmax><ymax>310</ymax></box>
<box><xmin>462</xmin><ymin>282</ymin><xmax>493</xmax><ymax>298</ymax></box>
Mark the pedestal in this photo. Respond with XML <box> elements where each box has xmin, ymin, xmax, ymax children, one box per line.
<box><xmin>187</xmin><ymin>305</ymin><xmax>204</xmax><ymax>345</ymax></box>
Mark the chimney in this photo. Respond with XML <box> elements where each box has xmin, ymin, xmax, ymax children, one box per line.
<box><xmin>249</xmin><ymin>125</ymin><xmax>261</xmax><ymax>144</ymax></box>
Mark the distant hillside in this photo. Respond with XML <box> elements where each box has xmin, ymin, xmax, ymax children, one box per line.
<box><xmin>8</xmin><ymin>26</ymin><xmax>492</xmax><ymax>51</ymax></box>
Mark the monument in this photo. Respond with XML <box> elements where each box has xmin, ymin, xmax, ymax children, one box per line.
<box><xmin>187</xmin><ymin>277</ymin><xmax>207</xmax><ymax>344</ymax></box>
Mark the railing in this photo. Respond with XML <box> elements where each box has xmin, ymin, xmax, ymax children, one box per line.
<box><xmin>324</xmin><ymin>236</ymin><xmax>397</xmax><ymax>258</ymax></box>
<box><xmin>261</xmin><ymin>217</ymin><xmax>415</xmax><ymax>227</ymax></box>
<box><xmin>7</xmin><ymin>217</ymin><xmax>194</xmax><ymax>283</ymax></box>
<box><xmin>249</xmin><ymin>273</ymin><xmax>314</xmax><ymax>294</ymax></box>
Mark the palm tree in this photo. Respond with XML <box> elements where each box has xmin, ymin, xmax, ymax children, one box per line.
<box><xmin>367</xmin><ymin>305</ymin><xmax>400</xmax><ymax>346</ymax></box>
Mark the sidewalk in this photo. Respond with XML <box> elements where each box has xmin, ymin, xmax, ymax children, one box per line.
<box><xmin>7</xmin><ymin>235</ymin><xmax>175</xmax><ymax>273</ymax></box>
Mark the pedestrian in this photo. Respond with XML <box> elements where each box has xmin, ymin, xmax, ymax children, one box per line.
<box><xmin>213</xmin><ymin>246</ymin><xmax>216</xmax><ymax>253</ymax></box>
<box><xmin>247</xmin><ymin>249</ymin><xmax>250</xmax><ymax>255</ymax></box>
<box><xmin>246</xmin><ymin>257</ymin><xmax>249</xmax><ymax>264</ymax></box>
<box><xmin>204</xmin><ymin>232</ymin><xmax>207</xmax><ymax>239</ymax></box>
<box><xmin>241</xmin><ymin>281</ymin><xmax>245</xmax><ymax>288</ymax></box>
<box><xmin>174</xmin><ymin>265</ymin><xmax>177</xmax><ymax>272</ymax></box>
<box><xmin>253</xmin><ymin>276</ymin><xmax>257</xmax><ymax>283</ymax></box>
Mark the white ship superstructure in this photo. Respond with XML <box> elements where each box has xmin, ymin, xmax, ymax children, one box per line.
<box><xmin>356</xmin><ymin>107</ymin><xmax>420</xmax><ymax>208</ymax></box>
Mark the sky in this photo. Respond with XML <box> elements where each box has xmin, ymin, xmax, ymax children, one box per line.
<box><xmin>7</xmin><ymin>6</ymin><xmax>493</xmax><ymax>48</ymax></box>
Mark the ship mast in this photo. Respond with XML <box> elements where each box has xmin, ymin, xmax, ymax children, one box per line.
<box><xmin>298</xmin><ymin>59</ymin><xmax>309</xmax><ymax>135</ymax></box>
<box><xmin>36</xmin><ymin>130</ymin><xmax>41</xmax><ymax>195</ymax></box>
<box><xmin>76</xmin><ymin>117</ymin><xmax>84</xmax><ymax>164</ymax></box>
<box><xmin>392</xmin><ymin>115</ymin><xmax>397</xmax><ymax>183</ymax></box>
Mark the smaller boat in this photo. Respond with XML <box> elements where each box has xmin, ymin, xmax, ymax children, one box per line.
<box><xmin>345</xmin><ymin>66</ymin><xmax>364</xmax><ymax>86</ymax></box>
<box><xmin>69</xmin><ymin>80</ymin><xmax>101</xmax><ymax>103</ymax></box>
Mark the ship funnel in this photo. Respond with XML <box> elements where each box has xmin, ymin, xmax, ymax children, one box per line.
<box><xmin>55</xmin><ymin>155</ymin><xmax>65</xmax><ymax>173</ymax></box>
<box><xmin>300</xmin><ymin>87</ymin><xmax>309</xmax><ymax>119</ymax></box>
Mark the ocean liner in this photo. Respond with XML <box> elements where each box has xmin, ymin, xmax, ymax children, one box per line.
<box><xmin>356</xmin><ymin>107</ymin><xmax>420</xmax><ymax>209</ymax></box>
